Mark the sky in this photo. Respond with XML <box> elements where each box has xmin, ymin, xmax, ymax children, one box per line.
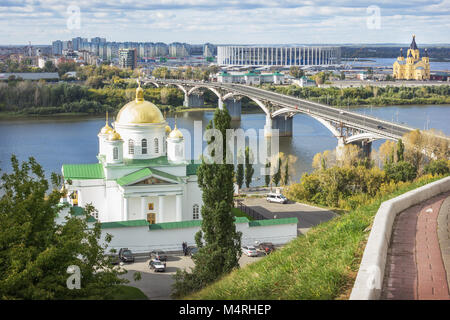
<box><xmin>1</xmin><ymin>0</ymin><xmax>450</xmax><ymax>45</ymax></box>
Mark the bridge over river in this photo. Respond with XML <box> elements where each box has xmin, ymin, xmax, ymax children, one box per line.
<box><xmin>144</xmin><ymin>78</ymin><xmax>434</xmax><ymax>156</ymax></box>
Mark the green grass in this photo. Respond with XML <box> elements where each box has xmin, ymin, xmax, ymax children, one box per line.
<box><xmin>231</xmin><ymin>207</ymin><xmax>255</xmax><ymax>221</ymax></box>
<box><xmin>109</xmin><ymin>285</ymin><xmax>148</xmax><ymax>300</ymax></box>
<box><xmin>188</xmin><ymin>176</ymin><xmax>445</xmax><ymax>300</ymax></box>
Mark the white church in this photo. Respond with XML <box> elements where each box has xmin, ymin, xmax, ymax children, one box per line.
<box><xmin>59</xmin><ymin>81</ymin><xmax>298</xmax><ymax>253</ymax></box>
<box><xmin>61</xmin><ymin>82</ymin><xmax>203</xmax><ymax>225</ymax></box>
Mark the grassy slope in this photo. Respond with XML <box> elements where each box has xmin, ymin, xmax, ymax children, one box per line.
<box><xmin>109</xmin><ymin>285</ymin><xmax>148</xmax><ymax>300</ymax></box>
<box><xmin>231</xmin><ymin>207</ymin><xmax>255</xmax><ymax>221</ymax></box>
<box><xmin>188</xmin><ymin>176</ymin><xmax>443</xmax><ymax>300</ymax></box>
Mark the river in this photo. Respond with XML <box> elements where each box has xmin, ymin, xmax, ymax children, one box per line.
<box><xmin>0</xmin><ymin>104</ymin><xmax>449</xmax><ymax>185</ymax></box>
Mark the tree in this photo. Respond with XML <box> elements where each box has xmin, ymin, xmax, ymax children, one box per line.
<box><xmin>423</xmin><ymin>160</ymin><xmax>450</xmax><ymax>176</ymax></box>
<box><xmin>265</xmin><ymin>162</ymin><xmax>271</xmax><ymax>187</ymax></box>
<box><xmin>0</xmin><ymin>155</ymin><xmax>126</xmax><ymax>299</ymax></box>
<box><xmin>172</xmin><ymin>108</ymin><xmax>241</xmax><ymax>298</ymax></box>
<box><xmin>396</xmin><ymin>139</ymin><xmax>405</xmax><ymax>162</ymax></box>
<box><xmin>384</xmin><ymin>161</ymin><xmax>417</xmax><ymax>182</ymax></box>
<box><xmin>272</xmin><ymin>156</ymin><xmax>282</xmax><ymax>187</ymax></box>
<box><xmin>378</xmin><ymin>140</ymin><xmax>396</xmax><ymax>165</ymax></box>
<box><xmin>244</xmin><ymin>146</ymin><xmax>254</xmax><ymax>188</ymax></box>
<box><xmin>43</xmin><ymin>60</ymin><xmax>56</xmax><ymax>72</ymax></box>
<box><xmin>283</xmin><ymin>159</ymin><xmax>289</xmax><ymax>186</ymax></box>
<box><xmin>236</xmin><ymin>149</ymin><xmax>244</xmax><ymax>190</ymax></box>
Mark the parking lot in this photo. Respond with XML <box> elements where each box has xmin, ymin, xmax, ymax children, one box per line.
<box><xmin>242</xmin><ymin>197</ymin><xmax>336</xmax><ymax>235</ymax></box>
<box><xmin>120</xmin><ymin>251</ymin><xmax>264</xmax><ymax>300</ymax></box>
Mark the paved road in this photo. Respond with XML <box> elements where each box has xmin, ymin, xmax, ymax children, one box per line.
<box><xmin>242</xmin><ymin>197</ymin><xmax>336</xmax><ymax>235</ymax></box>
<box><xmin>120</xmin><ymin>252</ymin><xmax>264</xmax><ymax>300</ymax></box>
<box><xmin>381</xmin><ymin>192</ymin><xmax>450</xmax><ymax>300</ymax></box>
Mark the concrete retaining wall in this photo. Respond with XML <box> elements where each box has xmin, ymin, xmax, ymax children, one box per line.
<box><xmin>349</xmin><ymin>176</ymin><xmax>450</xmax><ymax>300</ymax></box>
<box><xmin>101</xmin><ymin>220</ymin><xmax>298</xmax><ymax>254</ymax></box>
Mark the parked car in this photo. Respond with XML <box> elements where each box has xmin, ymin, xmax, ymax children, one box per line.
<box><xmin>266</xmin><ymin>193</ymin><xmax>288</xmax><ymax>204</ymax></box>
<box><xmin>149</xmin><ymin>259</ymin><xmax>166</xmax><ymax>272</ymax></box>
<box><xmin>258</xmin><ymin>242</ymin><xmax>275</xmax><ymax>255</ymax></box>
<box><xmin>150</xmin><ymin>250</ymin><xmax>168</xmax><ymax>262</ymax></box>
<box><xmin>187</xmin><ymin>246</ymin><xmax>199</xmax><ymax>257</ymax></box>
<box><xmin>109</xmin><ymin>254</ymin><xmax>121</xmax><ymax>265</ymax></box>
<box><xmin>242</xmin><ymin>245</ymin><xmax>259</xmax><ymax>257</ymax></box>
<box><xmin>118</xmin><ymin>248</ymin><xmax>135</xmax><ymax>263</ymax></box>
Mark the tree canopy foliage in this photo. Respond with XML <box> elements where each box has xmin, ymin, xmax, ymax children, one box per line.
<box><xmin>0</xmin><ymin>155</ymin><xmax>126</xmax><ymax>299</ymax></box>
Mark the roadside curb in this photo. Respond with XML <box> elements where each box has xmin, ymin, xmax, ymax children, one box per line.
<box><xmin>349</xmin><ymin>176</ymin><xmax>450</xmax><ymax>300</ymax></box>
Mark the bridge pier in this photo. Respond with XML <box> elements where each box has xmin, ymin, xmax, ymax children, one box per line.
<box><xmin>183</xmin><ymin>93</ymin><xmax>204</xmax><ymax>108</ymax></box>
<box><xmin>350</xmin><ymin>140</ymin><xmax>372</xmax><ymax>158</ymax></box>
<box><xmin>223</xmin><ymin>98</ymin><xmax>241</xmax><ymax>121</ymax></box>
<box><xmin>336</xmin><ymin>137</ymin><xmax>346</xmax><ymax>162</ymax></box>
<box><xmin>264</xmin><ymin>114</ymin><xmax>293</xmax><ymax>137</ymax></box>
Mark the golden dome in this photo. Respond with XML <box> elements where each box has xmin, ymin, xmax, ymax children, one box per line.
<box><xmin>99</xmin><ymin>123</ymin><xmax>113</xmax><ymax>135</ymax></box>
<box><xmin>168</xmin><ymin>126</ymin><xmax>183</xmax><ymax>139</ymax></box>
<box><xmin>115</xmin><ymin>86</ymin><xmax>164</xmax><ymax>125</ymax></box>
<box><xmin>108</xmin><ymin>130</ymin><xmax>122</xmax><ymax>141</ymax></box>
<box><xmin>165</xmin><ymin>125</ymin><xmax>172</xmax><ymax>133</ymax></box>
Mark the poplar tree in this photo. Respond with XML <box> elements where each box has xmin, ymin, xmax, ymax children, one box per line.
<box><xmin>272</xmin><ymin>157</ymin><xmax>282</xmax><ymax>187</ymax></box>
<box><xmin>397</xmin><ymin>139</ymin><xmax>405</xmax><ymax>162</ymax></box>
<box><xmin>244</xmin><ymin>146</ymin><xmax>254</xmax><ymax>188</ymax></box>
<box><xmin>265</xmin><ymin>162</ymin><xmax>271</xmax><ymax>187</ymax></box>
<box><xmin>236</xmin><ymin>149</ymin><xmax>244</xmax><ymax>190</ymax></box>
<box><xmin>173</xmin><ymin>108</ymin><xmax>242</xmax><ymax>297</ymax></box>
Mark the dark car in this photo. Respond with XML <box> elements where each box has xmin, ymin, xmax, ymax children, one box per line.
<box><xmin>258</xmin><ymin>242</ymin><xmax>275</xmax><ymax>255</ymax></box>
<box><xmin>150</xmin><ymin>250</ymin><xmax>168</xmax><ymax>262</ymax></box>
<box><xmin>377</xmin><ymin>125</ymin><xmax>385</xmax><ymax>130</ymax></box>
<box><xmin>149</xmin><ymin>259</ymin><xmax>166</xmax><ymax>272</ymax></box>
<box><xmin>118</xmin><ymin>248</ymin><xmax>135</xmax><ymax>263</ymax></box>
<box><xmin>187</xmin><ymin>246</ymin><xmax>199</xmax><ymax>257</ymax></box>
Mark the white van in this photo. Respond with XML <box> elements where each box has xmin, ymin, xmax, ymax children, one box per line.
<box><xmin>266</xmin><ymin>193</ymin><xmax>288</xmax><ymax>204</ymax></box>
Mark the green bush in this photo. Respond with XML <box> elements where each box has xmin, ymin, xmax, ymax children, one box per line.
<box><xmin>424</xmin><ymin>160</ymin><xmax>450</xmax><ymax>176</ymax></box>
<box><xmin>384</xmin><ymin>161</ymin><xmax>417</xmax><ymax>183</ymax></box>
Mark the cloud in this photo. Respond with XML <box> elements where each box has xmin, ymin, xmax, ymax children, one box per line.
<box><xmin>0</xmin><ymin>0</ymin><xmax>448</xmax><ymax>44</ymax></box>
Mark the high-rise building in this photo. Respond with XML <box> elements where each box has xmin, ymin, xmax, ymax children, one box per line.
<box><xmin>119</xmin><ymin>48</ymin><xmax>137</xmax><ymax>69</ymax></box>
<box><xmin>52</xmin><ymin>40</ymin><xmax>63</xmax><ymax>56</ymax></box>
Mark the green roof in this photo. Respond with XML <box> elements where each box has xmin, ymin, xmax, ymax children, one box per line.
<box><xmin>149</xmin><ymin>220</ymin><xmax>202</xmax><ymax>230</ymax></box>
<box><xmin>69</xmin><ymin>206</ymin><xmax>97</xmax><ymax>222</ymax></box>
<box><xmin>249</xmin><ymin>217</ymin><xmax>298</xmax><ymax>227</ymax></box>
<box><xmin>101</xmin><ymin>219</ymin><xmax>150</xmax><ymax>229</ymax></box>
<box><xmin>234</xmin><ymin>217</ymin><xmax>250</xmax><ymax>224</ymax></box>
<box><xmin>116</xmin><ymin>167</ymin><xmax>183</xmax><ymax>186</ymax></box>
<box><xmin>187</xmin><ymin>162</ymin><xmax>201</xmax><ymax>176</ymax></box>
<box><xmin>63</xmin><ymin>163</ymin><xmax>104</xmax><ymax>180</ymax></box>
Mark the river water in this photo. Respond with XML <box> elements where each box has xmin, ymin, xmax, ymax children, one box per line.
<box><xmin>0</xmin><ymin>104</ymin><xmax>449</xmax><ymax>185</ymax></box>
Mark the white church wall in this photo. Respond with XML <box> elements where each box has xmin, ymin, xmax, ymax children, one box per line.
<box><xmin>78</xmin><ymin>185</ymin><xmax>105</xmax><ymax>216</ymax></box>
<box><xmin>100</xmin><ymin>221</ymin><xmax>298</xmax><ymax>254</ymax></box>
<box><xmin>105</xmin><ymin>186</ymin><xmax>123</xmax><ymax>222</ymax></box>
<box><xmin>184</xmin><ymin>180</ymin><xmax>203</xmax><ymax>220</ymax></box>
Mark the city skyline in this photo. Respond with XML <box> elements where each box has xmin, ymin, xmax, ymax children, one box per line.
<box><xmin>1</xmin><ymin>1</ymin><xmax>450</xmax><ymax>45</ymax></box>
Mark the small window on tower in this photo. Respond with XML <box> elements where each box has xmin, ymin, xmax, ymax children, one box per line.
<box><xmin>113</xmin><ymin>147</ymin><xmax>119</xmax><ymax>160</ymax></box>
<box><xmin>142</xmin><ymin>139</ymin><xmax>147</xmax><ymax>154</ymax></box>
<box><xmin>128</xmin><ymin>139</ymin><xmax>134</xmax><ymax>155</ymax></box>
<box><xmin>193</xmin><ymin>204</ymin><xmax>200</xmax><ymax>220</ymax></box>
<box><xmin>154</xmin><ymin>138</ymin><xmax>159</xmax><ymax>154</ymax></box>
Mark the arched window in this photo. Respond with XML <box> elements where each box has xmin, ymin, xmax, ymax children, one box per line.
<box><xmin>128</xmin><ymin>139</ymin><xmax>134</xmax><ymax>155</ymax></box>
<box><xmin>154</xmin><ymin>137</ymin><xmax>159</xmax><ymax>154</ymax></box>
<box><xmin>193</xmin><ymin>204</ymin><xmax>200</xmax><ymax>220</ymax></box>
<box><xmin>141</xmin><ymin>139</ymin><xmax>147</xmax><ymax>154</ymax></box>
<box><xmin>113</xmin><ymin>147</ymin><xmax>119</xmax><ymax>160</ymax></box>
